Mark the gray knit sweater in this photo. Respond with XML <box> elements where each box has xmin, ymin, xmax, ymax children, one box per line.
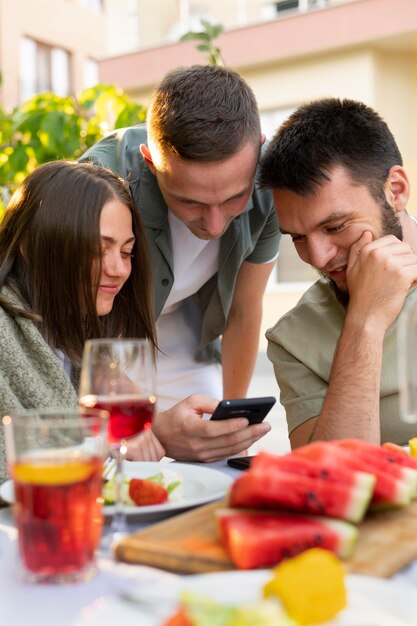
<box><xmin>0</xmin><ymin>288</ymin><xmax>78</xmax><ymax>485</ymax></box>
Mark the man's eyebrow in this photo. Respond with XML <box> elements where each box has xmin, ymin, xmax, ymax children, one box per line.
<box><xmin>101</xmin><ymin>235</ymin><xmax>136</xmax><ymax>244</ymax></box>
<box><xmin>279</xmin><ymin>211</ymin><xmax>347</xmax><ymax>236</ymax></box>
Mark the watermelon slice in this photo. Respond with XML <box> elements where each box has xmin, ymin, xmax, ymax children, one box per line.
<box><xmin>227</xmin><ymin>466</ymin><xmax>372</xmax><ymax>523</ymax></box>
<box><xmin>334</xmin><ymin>439</ymin><xmax>417</xmax><ymax>497</ymax></box>
<box><xmin>294</xmin><ymin>441</ymin><xmax>415</xmax><ymax>508</ymax></box>
<box><xmin>216</xmin><ymin>508</ymin><xmax>358</xmax><ymax>570</ymax></box>
<box><xmin>251</xmin><ymin>451</ymin><xmax>375</xmax><ymax>492</ymax></box>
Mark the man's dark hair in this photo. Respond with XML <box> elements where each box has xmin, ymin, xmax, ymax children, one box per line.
<box><xmin>259</xmin><ymin>98</ymin><xmax>403</xmax><ymax>203</ymax></box>
<box><xmin>148</xmin><ymin>64</ymin><xmax>261</xmax><ymax>161</ymax></box>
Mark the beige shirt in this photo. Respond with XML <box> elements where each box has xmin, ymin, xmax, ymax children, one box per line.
<box><xmin>266</xmin><ymin>278</ymin><xmax>417</xmax><ymax>445</ymax></box>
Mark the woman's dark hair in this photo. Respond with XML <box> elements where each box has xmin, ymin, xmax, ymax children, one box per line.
<box><xmin>0</xmin><ymin>160</ymin><xmax>156</xmax><ymax>364</ymax></box>
<box><xmin>259</xmin><ymin>98</ymin><xmax>403</xmax><ymax>203</ymax></box>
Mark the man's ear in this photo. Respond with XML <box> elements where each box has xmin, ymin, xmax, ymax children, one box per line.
<box><xmin>139</xmin><ymin>144</ymin><xmax>155</xmax><ymax>173</ymax></box>
<box><xmin>386</xmin><ymin>165</ymin><xmax>410</xmax><ymax>212</ymax></box>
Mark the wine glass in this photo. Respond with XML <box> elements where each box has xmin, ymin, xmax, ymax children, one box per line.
<box><xmin>79</xmin><ymin>338</ymin><xmax>156</xmax><ymax>541</ymax></box>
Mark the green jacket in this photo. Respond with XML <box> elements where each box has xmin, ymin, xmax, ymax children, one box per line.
<box><xmin>81</xmin><ymin>126</ymin><xmax>280</xmax><ymax>363</ymax></box>
<box><xmin>0</xmin><ymin>289</ymin><xmax>77</xmax><ymax>484</ymax></box>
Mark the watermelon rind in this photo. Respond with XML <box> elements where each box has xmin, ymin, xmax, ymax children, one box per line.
<box><xmin>354</xmin><ymin>471</ymin><xmax>377</xmax><ymax>494</ymax></box>
<box><xmin>316</xmin><ymin>516</ymin><xmax>359</xmax><ymax>559</ymax></box>
<box><xmin>367</xmin><ymin>476</ymin><xmax>413</xmax><ymax>511</ymax></box>
<box><xmin>400</xmin><ymin>467</ymin><xmax>417</xmax><ymax>498</ymax></box>
<box><xmin>345</xmin><ymin>485</ymin><xmax>376</xmax><ymax>524</ymax></box>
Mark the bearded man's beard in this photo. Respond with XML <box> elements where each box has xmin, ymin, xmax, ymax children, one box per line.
<box><xmin>322</xmin><ymin>197</ymin><xmax>403</xmax><ymax>307</ymax></box>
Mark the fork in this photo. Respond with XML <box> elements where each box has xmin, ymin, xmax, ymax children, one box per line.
<box><xmin>103</xmin><ymin>456</ymin><xmax>117</xmax><ymax>481</ymax></box>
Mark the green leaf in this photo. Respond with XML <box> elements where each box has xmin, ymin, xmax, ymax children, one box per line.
<box><xmin>7</xmin><ymin>146</ymin><xmax>30</xmax><ymax>174</ymax></box>
<box><xmin>167</xmin><ymin>480</ymin><xmax>181</xmax><ymax>494</ymax></box>
<box><xmin>181</xmin><ymin>30</ymin><xmax>210</xmax><ymax>42</ymax></box>
<box><xmin>180</xmin><ymin>32</ymin><xmax>200</xmax><ymax>42</ymax></box>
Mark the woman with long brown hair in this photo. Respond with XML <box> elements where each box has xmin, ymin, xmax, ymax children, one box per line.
<box><xmin>0</xmin><ymin>160</ymin><xmax>164</xmax><ymax>481</ymax></box>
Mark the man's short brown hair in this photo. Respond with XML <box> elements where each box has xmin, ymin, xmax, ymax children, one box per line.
<box><xmin>147</xmin><ymin>64</ymin><xmax>261</xmax><ymax>162</ymax></box>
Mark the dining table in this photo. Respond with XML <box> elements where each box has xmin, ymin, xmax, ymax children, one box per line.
<box><xmin>1</xmin><ymin>459</ymin><xmax>417</xmax><ymax>626</ymax></box>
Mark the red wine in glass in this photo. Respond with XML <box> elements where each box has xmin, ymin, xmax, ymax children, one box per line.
<box><xmin>86</xmin><ymin>396</ymin><xmax>155</xmax><ymax>444</ymax></box>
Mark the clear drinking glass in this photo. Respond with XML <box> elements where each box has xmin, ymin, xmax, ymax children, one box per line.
<box><xmin>2</xmin><ymin>408</ymin><xmax>108</xmax><ymax>583</ymax></box>
<box><xmin>79</xmin><ymin>338</ymin><xmax>157</xmax><ymax>540</ymax></box>
<box><xmin>398</xmin><ymin>300</ymin><xmax>417</xmax><ymax>423</ymax></box>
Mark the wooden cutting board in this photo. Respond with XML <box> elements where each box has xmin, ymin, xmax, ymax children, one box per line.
<box><xmin>114</xmin><ymin>498</ymin><xmax>417</xmax><ymax>578</ymax></box>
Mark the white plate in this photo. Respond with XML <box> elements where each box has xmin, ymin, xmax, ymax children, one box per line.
<box><xmin>103</xmin><ymin>461</ymin><xmax>233</xmax><ymax>518</ymax></box>
<box><xmin>0</xmin><ymin>461</ymin><xmax>233</xmax><ymax>520</ymax></box>
<box><xmin>72</xmin><ymin>571</ymin><xmax>417</xmax><ymax>626</ymax></box>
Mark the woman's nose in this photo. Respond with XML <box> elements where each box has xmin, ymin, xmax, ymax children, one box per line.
<box><xmin>103</xmin><ymin>251</ymin><xmax>128</xmax><ymax>277</ymax></box>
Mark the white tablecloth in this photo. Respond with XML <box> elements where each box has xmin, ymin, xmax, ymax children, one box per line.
<box><xmin>1</xmin><ymin>459</ymin><xmax>416</xmax><ymax>626</ymax></box>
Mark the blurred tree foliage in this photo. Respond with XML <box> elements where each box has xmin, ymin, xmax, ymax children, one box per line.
<box><xmin>180</xmin><ymin>19</ymin><xmax>224</xmax><ymax>66</ymax></box>
<box><xmin>0</xmin><ymin>84</ymin><xmax>146</xmax><ymax>218</ymax></box>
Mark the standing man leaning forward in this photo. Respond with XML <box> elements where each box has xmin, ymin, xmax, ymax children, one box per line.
<box><xmin>259</xmin><ymin>98</ymin><xmax>417</xmax><ymax>448</ymax></box>
<box><xmin>81</xmin><ymin>65</ymin><xmax>279</xmax><ymax>456</ymax></box>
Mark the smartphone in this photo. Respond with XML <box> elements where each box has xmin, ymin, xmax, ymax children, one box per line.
<box><xmin>227</xmin><ymin>455</ymin><xmax>256</xmax><ymax>471</ymax></box>
<box><xmin>210</xmin><ymin>396</ymin><xmax>276</xmax><ymax>425</ymax></box>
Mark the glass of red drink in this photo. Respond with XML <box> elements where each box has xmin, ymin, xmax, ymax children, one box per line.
<box><xmin>79</xmin><ymin>339</ymin><xmax>156</xmax><ymax>538</ymax></box>
<box><xmin>2</xmin><ymin>409</ymin><xmax>108</xmax><ymax>583</ymax></box>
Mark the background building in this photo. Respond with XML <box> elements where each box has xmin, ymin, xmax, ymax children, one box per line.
<box><xmin>0</xmin><ymin>0</ymin><xmax>106</xmax><ymax>110</ymax></box>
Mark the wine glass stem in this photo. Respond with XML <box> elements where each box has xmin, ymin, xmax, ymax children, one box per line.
<box><xmin>110</xmin><ymin>440</ymin><xmax>128</xmax><ymax>536</ymax></box>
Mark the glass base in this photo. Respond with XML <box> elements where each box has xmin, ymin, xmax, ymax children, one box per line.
<box><xmin>100</xmin><ymin>526</ymin><xmax>128</xmax><ymax>556</ymax></box>
<box><xmin>21</xmin><ymin>561</ymin><xmax>97</xmax><ymax>584</ymax></box>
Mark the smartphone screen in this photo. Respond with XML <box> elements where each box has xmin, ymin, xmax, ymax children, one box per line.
<box><xmin>210</xmin><ymin>396</ymin><xmax>276</xmax><ymax>425</ymax></box>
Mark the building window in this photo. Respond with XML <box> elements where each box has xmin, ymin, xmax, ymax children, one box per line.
<box><xmin>20</xmin><ymin>37</ymin><xmax>70</xmax><ymax>102</ymax></box>
<box><xmin>275</xmin><ymin>0</ymin><xmax>299</xmax><ymax>13</ymax></box>
<box><xmin>84</xmin><ymin>59</ymin><xmax>99</xmax><ymax>88</ymax></box>
<box><xmin>262</xmin><ymin>0</ymin><xmax>329</xmax><ymax>19</ymax></box>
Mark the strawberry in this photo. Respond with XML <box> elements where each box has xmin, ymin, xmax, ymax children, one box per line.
<box><xmin>162</xmin><ymin>608</ymin><xmax>194</xmax><ymax>626</ymax></box>
<box><xmin>128</xmin><ymin>477</ymin><xmax>168</xmax><ymax>506</ymax></box>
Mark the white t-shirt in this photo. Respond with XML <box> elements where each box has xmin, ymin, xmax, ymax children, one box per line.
<box><xmin>161</xmin><ymin>212</ymin><xmax>220</xmax><ymax>314</ymax></box>
<box><xmin>156</xmin><ymin>212</ymin><xmax>222</xmax><ymax>410</ymax></box>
